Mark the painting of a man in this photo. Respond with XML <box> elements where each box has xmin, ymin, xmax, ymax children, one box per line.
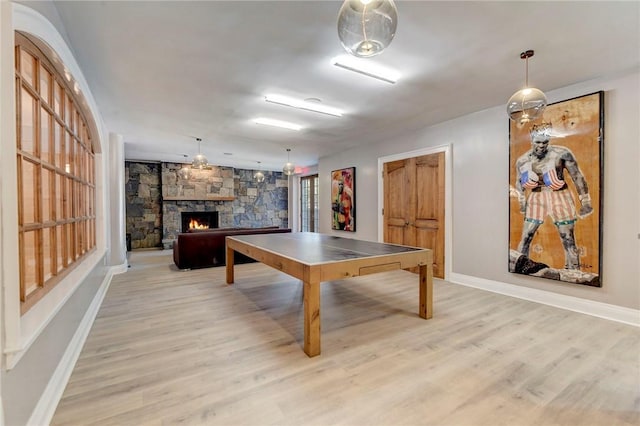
<box><xmin>331</xmin><ymin>168</ymin><xmax>355</xmax><ymax>231</ymax></box>
<box><xmin>514</xmin><ymin>122</ymin><xmax>593</xmax><ymax>268</ymax></box>
<box><xmin>509</xmin><ymin>92</ymin><xmax>603</xmax><ymax>286</ymax></box>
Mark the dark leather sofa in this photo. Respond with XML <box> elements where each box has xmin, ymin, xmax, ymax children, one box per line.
<box><xmin>172</xmin><ymin>226</ymin><xmax>291</xmax><ymax>270</ymax></box>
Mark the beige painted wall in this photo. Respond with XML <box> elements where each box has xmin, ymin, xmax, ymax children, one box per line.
<box><xmin>319</xmin><ymin>70</ymin><xmax>640</xmax><ymax>310</ymax></box>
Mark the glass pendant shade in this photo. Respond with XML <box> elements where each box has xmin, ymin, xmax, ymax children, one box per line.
<box><xmin>191</xmin><ymin>153</ymin><xmax>209</xmax><ymax>169</ymax></box>
<box><xmin>191</xmin><ymin>138</ymin><xmax>209</xmax><ymax>169</ymax></box>
<box><xmin>507</xmin><ymin>50</ymin><xmax>547</xmax><ymax>125</ymax></box>
<box><xmin>283</xmin><ymin>162</ymin><xmax>295</xmax><ymax>176</ymax></box>
<box><xmin>254</xmin><ymin>161</ymin><xmax>265</xmax><ymax>183</ymax></box>
<box><xmin>337</xmin><ymin>0</ymin><xmax>398</xmax><ymax>58</ymax></box>
<box><xmin>178</xmin><ymin>167</ymin><xmax>191</xmax><ymax>180</ymax></box>
<box><xmin>282</xmin><ymin>148</ymin><xmax>295</xmax><ymax>176</ymax></box>
<box><xmin>507</xmin><ymin>87</ymin><xmax>548</xmax><ymax>125</ymax></box>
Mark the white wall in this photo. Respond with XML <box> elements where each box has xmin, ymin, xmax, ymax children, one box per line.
<box><xmin>0</xmin><ymin>4</ymin><xmax>124</xmax><ymax>425</ymax></box>
<box><xmin>319</xmin><ymin>69</ymin><xmax>640</xmax><ymax>312</ymax></box>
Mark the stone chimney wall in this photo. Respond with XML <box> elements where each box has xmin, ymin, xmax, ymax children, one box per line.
<box><xmin>125</xmin><ymin>161</ymin><xmax>289</xmax><ymax>250</ymax></box>
<box><xmin>125</xmin><ymin>162</ymin><xmax>162</xmax><ymax>249</ymax></box>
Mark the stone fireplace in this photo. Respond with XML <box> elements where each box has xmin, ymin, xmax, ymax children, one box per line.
<box><xmin>126</xmin><ymin>161</ymin><xmax>289</xmax><ymax>250</ymax></box>
<box><xmin>162</xmin><ymin>200</ymin><xmax>232</xmax><ymax>248</ymax></box>
<box><xmin>181</xmin><ymin>211</ymin><xmax>219</xmax><ymax>232</ymax></box>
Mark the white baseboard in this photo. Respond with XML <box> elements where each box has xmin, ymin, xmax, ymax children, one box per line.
<box><xmin>27</xmin><ymin>263</ymin><xmax>122</xmax><ymax>426</ymax></box>
<box><xmin>111</xmin><ymin>262</ymin><xmax>129</xmax><ymax>275</ymax></box>
<box><xmin>449</xmin><ymin>272</ymin><xmax>640</xmax><ymax>327</ymax></box>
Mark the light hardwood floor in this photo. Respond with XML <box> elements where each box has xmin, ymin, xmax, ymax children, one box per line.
<box><xmin>52</xmin><ymin>250</ymin><xmax>639</xmax><ymax>426</ymax></box>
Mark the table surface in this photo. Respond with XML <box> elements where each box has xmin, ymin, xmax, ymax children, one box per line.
<box><xmin>228</xmin><ymin>232</ymin><xmax>424</xmax><ymax>265</ymax></box>
<box><xmin>225</xmin><ymin>232</ymin><xmax>432</xmax><ymax>357</ymax></box>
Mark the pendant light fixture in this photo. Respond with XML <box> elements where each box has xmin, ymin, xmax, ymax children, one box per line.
<box><xmin>254</xmin><ymin>161</ymin><xmax>265</xmax><ymax>183</ymax></box>
<box><xmin>337</xmin><ymin>0</ymin><xmax>398</xmax><ymax>58</ymax></box>
<box><xmin>178</xmin><ymin>166</ymin><xmax>191</xmax><ymax>180</ymax></box>
<box><xmin>282</xmin><ymin>148</ymin><xmax>295</xmax><ymax>176</ymax></box>
<box><xmin>191</xmin><ymin>137</ymin><xmax>210</xmax><ymax>169</ymax></box>
<box><xmin>177</xmin><ymin>154</ymin><xmax>191</xmax><ymax>179</ymax></box>
<box><xmin>507</xmin><ymin>50</ymin><xmax>547</xmax><ymax>125</ymax></box>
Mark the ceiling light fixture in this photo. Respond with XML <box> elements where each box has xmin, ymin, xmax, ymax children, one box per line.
<box><xmin>178</xmin><ymin>164</ymin><xmax>191</xmax><ymax>180</ymax></box>
<box><xmin>254</xmin><ymin>117</ymin><xmax>303</xmax><ymax>131</ymax></box>
<box><xmin>265</xmin><ymin>94</ymin><xmax>343</xmax><ymax>117</ymax></box>
<box><xmin>507</xmin><ymin>50</ymin><xmax>547</xmax><ymax>125</ymax></box>
<box><xmin>331</xmin><ymin>55</ymin><xmax>399</xmax><ymax>84</ymax></box>
<box><xmin>254</xmin><ymin>161</ymin><xmax>265</xmax><ymax>183</ymax></box>
<box><xmin>283</xmin><ymin>148</ymin><xmax>295</xmax><ymax>176</ymax></box>
<box><xmin>337</xmin><ymin>0</ymin><xmax>398</xmax><ymax>58</ymax></box>
<box><xmin>191</xmin><ymin>137</ymin><xmax>210</xmax><ymax>169</ymax></box>
<box><xmin>178</xmin><ymin>154</ymin><xmax>191</xmax><ymax>179</ymax></box>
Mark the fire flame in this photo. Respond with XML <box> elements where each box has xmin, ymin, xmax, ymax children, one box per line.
<box><xmin>189</xmin><ymin>219</ymin><xmax>209</xmax><ymax>230</ymax></box>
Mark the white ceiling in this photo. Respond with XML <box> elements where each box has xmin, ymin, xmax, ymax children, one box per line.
<box><xmin>45</xmin><ymin>1</ymin><xmax>639</xmax><ymax>171</ymax></box>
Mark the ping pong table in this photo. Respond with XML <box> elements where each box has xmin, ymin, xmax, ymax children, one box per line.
<box><xmin>225</xmin><ymin>232</ymin><xmax>433</xmax><ymax>357</ymax></box>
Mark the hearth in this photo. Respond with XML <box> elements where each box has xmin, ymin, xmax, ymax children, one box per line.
<box><xmin>181</xmin><ymin>211</ymin><xmax>219</xmax><ymax>232</ymax></box>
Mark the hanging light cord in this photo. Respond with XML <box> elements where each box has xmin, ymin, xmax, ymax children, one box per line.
<box><xmin>361</xmin><ymin>2</ymin><xmax>369</xmax><ymax>44</ymax></box>
<box><xmin>520</xmin><ymin>50</ymin><xmax>534</xmax><ymax>88</ymax></box>
<box><xmin>522</xmin><ymin>55</ymin><xmax>528</xmax><ymax>114</ymax></box>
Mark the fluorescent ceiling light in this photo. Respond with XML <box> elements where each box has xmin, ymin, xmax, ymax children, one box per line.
<box><xmin>265</xmin><ymin>94</ymin><xmax>343</xmax><ymax>117</ymax></box>
<box><xmin>331</xmin><ymin>55</ymin><xmax>399</xmax><ymax>84</ymax></box>
<box><xmin>253</xmin><ymin>117</ymin><xmax>302</xmax><ymax>131</ymax></box>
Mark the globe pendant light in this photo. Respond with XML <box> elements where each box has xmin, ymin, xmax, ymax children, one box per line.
<box><xmin>337</xmin><ymin>0</ymin><xmax>398</xmax><ymax>58</ymax></box>
<box><xmin>254</xmin><ymin>161</ymin><xmax>265</xmax><ymax>183</ymax></box>
<box><xmin>282</xmin><ymin>148</ymin><xmax>295</xmax><ymax>176</ymax></box>
<box><xmin>177</xmin><ymin>154</ymin><xmax>191</xmax><ymax>179</ymax></box>
<box><xmin>507</xmin><ymin>50</ymin><xmax>547</xmax><ymax>125</ymax></box>
<box><xmin>191</xmin><ymin>137</ymin><xmax>209</xmax><ymax>169</ymax></box>
<box><xmin>178</xmin><ymin>166</ymin><xmax>191</xmax><ymax>180</ymax></box>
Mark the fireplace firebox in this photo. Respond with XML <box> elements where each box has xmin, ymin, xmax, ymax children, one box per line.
<box><xmin>181</xmin><ymin>211</ymin><xmax>219</xmax><ymax>232</ymax></box>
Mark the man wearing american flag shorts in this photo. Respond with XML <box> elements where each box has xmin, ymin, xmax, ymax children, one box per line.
<box><xmin>514</xmin><ymin>123</ymin><xmax>593</xmax><ymax>270</ymax></box>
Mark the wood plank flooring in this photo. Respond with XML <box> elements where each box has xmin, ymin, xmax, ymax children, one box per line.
<box><xmin>52</xmin><ymin>249</ymin><xmax>639</xmax><ymax>425</ymax></box>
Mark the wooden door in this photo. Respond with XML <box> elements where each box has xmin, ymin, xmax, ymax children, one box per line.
<box><xmin>383</xmin><ymin>152</ymin><xmax>445</xmax><ymax>278</ymax></box>
<box><xmin>383</xmin><ymin>159</ymin><xmax>412</xmax><ymax>245</ymax></box>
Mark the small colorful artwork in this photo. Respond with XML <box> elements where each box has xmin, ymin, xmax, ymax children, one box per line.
<box><xmin>331</xmin><ymin>167</ymin><xmax>355</xmax><ymax>232</ymax></box>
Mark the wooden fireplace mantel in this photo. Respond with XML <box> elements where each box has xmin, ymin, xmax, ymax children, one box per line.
<box><xmin>163</xmin><ymin>196</ymin><xmax>236</xmax><ymax>201</ymax></box>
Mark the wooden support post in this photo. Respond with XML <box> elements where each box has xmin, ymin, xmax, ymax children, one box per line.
<box><xmin>419</xmin><ymin>261</ymin><xmax>433</xmax><ymax>319</ymax></box>
<box><xmin>303</xmin><ymin>265</ymin><xmax>321</xmax><ymax>357</ymax></box>
<box><xmin>226</xmin><ymin>243</ymin><xmax>235</xmax><ymax>284</ymax></box>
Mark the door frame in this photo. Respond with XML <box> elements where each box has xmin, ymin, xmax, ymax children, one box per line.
<box><xmin>377</xmin><ymin>144</ymin><xmax>452</xmax><ymax>280</ymax></box>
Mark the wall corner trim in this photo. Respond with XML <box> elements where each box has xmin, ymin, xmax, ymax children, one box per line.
<box><xmin>448</xmin><ymin>273</ymin><xmax>640</xmax><ymax>327</ymax></box>
<box><xmin>26</xmin><ymin>264</ymin><xmax>120</xmax><ymax>426</ymax></box>
<box><xmin>111</xmin><ymin>262</ymin><xmax>128</xmax><ymax>275</ymax></box>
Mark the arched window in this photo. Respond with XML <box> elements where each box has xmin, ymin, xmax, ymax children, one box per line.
<box><xmin>15</xmin><ymin>32</ymin><xmax>96</xmax><ymax>313</ymax></box>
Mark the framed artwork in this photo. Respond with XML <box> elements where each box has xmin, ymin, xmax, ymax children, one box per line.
<box><xmin>508</xmin><ymin>91</ymin><xmax>604</xmax><ymax>287</ymax></box>
<box><xmin>331</xmin><ymin>167</ymin><xmax>356</xmax><ymax>231</ymax></box>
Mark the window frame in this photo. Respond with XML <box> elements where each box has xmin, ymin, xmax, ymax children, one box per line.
<box><xmin>300</xmin><ymin>174</ymin><xmax>318</xmax><ymax>232</ymax></box>
<box><xmin>15</xmin><ymin>32</ymin><xmax>96</xmax><ymax>314</ymax></box>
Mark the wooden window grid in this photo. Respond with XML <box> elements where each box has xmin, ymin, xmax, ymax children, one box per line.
<box><xmin>15</xmin><ymin>32</ymin><xmax>96</xmax><ymax>314</ymax></box>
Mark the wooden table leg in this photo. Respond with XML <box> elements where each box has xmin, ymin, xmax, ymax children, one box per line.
<box><xmin>303</xmin><ymin>266</ymin><xmax>321</xmax><ymax>357</ymax></box>
<box><xmin>226</xmin><ymin>245</ymin><xmax>235</xmax><ymax>284</ymax></box>
<box><xmin>419</xmin><ymin>262</ymin><xmax>433</xmax><ymax>319</ymax></box>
